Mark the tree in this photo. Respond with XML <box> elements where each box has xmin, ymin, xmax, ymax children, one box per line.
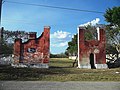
<box><xmin>65</xmin><ymin>34</ymin><xmax>78</xmax><ymax>56</ymax></box>
<box><xmin>50</xmin><ymin>53</ymin><xmax>67</xmax><ymax>58</ymax></box>
<box><xmin>104</xmin><ymin>6</ymin><xmax>120</xmax><ymax>60</ymax></box>
<box><xmin>0</xmin><ymin>28</ymin><xmax>29</xmax><ymax>55</ymax></box>
<box><xmin>104</xmin><ymin>7</ymin><xmax>120</xmax><ymax>26</ymax></box>
<box><xmin>1</xmin><ymin>40</ymin><xmax>13</xmax><ymax>55</ymax></box>
<box><xmin>3</xmin><ymin>30</ymin><xmax>29</xmax><ymax>43</ymax></box>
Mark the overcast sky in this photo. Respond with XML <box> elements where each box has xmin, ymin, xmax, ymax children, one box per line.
<box><xmin>1</xmin><ymin>0</ymin><xmax>120</xmax><ymax>54</ymax></box>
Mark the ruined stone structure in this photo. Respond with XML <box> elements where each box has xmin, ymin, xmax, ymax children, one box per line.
<box><xmin>13</xmin><ymin>26</ymin><xmax>50</xmax><ymax>68</ymax></box>
<box><xmin>78</xmin><ymin>27</ymin><xmax>107</xmax><ymax>69</ymax></box>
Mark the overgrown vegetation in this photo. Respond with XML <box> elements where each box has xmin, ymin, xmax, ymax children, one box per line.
<box><xmin>0</xmin><ymin>58</ymin><xmax>120</xmax><ymax>81</ymax></box>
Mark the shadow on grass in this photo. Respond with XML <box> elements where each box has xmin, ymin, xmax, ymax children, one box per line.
<box><xmin>0</xmin><ymin>65</ymin><xmax>75</xmax><ymax>80</ymax></box>
<box><xmin>0</xmin><ymin>65</ymin><xmax>120</xmax><ymax>81</ymax></box>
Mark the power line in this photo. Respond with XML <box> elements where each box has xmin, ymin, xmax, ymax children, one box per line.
<box><xmin>2</xmin><ymin>19</ymin><xmax>40</xmax><ymax>26</ymax></box>
<box><xmin>5</xmin><ymin>0</ymin><xmax>104</xmax><ymax>14</ymax></box>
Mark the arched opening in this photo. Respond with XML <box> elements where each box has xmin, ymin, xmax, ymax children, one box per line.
<box><xmin>90</xmin><ymin>53</ymin><xmax>96</xmax><ymax>69</ymax></box>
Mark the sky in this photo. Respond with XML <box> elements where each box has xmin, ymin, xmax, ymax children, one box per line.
<box><xmin>1</xmin><ymin>0</ymin><xmax>120</xmax><ymax>54</ymax></box>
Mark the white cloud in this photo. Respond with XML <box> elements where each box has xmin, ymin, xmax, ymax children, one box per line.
<box><xmin>50</xmin><ymin>30</ymin><xmax>72</xmax><ymax>48</ymax></box>
<box><xmin>79</xmin><ymin>18</ymin><xmax>100</xmax><ymax>27</ymax></box>
<box><xmin>51</xmin><ymin>30</ymin><xmax>70</xmax><ymax>39</ymax></box>
<box><xmin>51</xmin><ymin>41</ymin><xmax>68</xmax><ymax>47</ymax></box>
<box><xmin>59</xmin><ymin>41</ymin><xmax>68</xmax><ymax>47</ymax></box>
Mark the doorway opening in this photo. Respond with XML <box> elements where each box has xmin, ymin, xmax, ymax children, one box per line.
<box><xmin>90</xmin><ymin>53</ymin><xmax>96</xmax><ymax>69</ymax></box>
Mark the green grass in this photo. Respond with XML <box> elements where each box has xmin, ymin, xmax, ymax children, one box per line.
<box><xmin>0</xmin><ymin>58</ymin><xmax>120</xmax><ymax>81</ymax></box>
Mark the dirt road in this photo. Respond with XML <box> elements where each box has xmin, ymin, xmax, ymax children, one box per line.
<box><xmin>0</xmin><ymin>81</ymin><xmax>120</xmax><ymax>90</ymax></box>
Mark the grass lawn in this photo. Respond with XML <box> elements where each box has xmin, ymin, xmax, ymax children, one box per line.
<box><xmin>0</xmin><ymin>58</ymin><xmax>120</xmax><ymax>81</ymax></box>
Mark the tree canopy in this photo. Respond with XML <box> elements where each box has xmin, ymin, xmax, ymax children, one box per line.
<box><xmin>65</xmin><ymin>34</ymin><xmax>78</xmax><ymax>56</ymax></box>
<box><xmin>104</xmin><ymin>7</ymin><xmax>120</xmax><ymax>26</ymax></box>
<box><xmin>0</xmin><ymin>28</ymin><xmax>29</xmax><ymax>55</ymax></box>
<box><xmin>104</xmin><ymin>6</ymin><xmax>120</xmax><ymax>60</ymax></box>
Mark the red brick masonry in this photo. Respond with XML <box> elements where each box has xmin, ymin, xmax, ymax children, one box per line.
<box><xmin>78</xmin><ymin>27</ymin><xmax>107</xmax><ymax>69</ymax></box>
<box><xmin>13</xmin><ymin>26</ymin><xmax>50</xmax><ymax>67</ymax></box>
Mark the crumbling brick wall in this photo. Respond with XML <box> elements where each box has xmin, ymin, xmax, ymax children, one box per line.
<box><xmin>13</xmin><ymin>26</ymin><xmax>50</xmax><ymax>68</ymax></box>
<box><xmin>78</xmin><ymin>27</ymin><xmax>107</xmax><ymax>69</ymax></box>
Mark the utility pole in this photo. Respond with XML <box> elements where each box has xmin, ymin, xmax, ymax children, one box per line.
<box><xmin>0</xmin><ymin>0</ymin><xmax>2</xmax><ymax>55</ymax></box>
<box><xmin>0</xmin><ymin>0</ymin><xmax>2</xmax><ymax>26</ymax></box>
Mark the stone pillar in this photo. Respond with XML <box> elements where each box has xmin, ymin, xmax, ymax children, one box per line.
<box><xmin>97</xmin><ymin>27</ymin><xmax>106</xmax><ymax>42</ymax></box>
<box><xmin>99</xmin><ymin>28</ymin><xmax>106</xmax><ymax>42</ymax></box>
<box><xmin>43</xmin><ymin>26</ymin><xmax>50</xmax><ymax>63</ymax></box>
<box><xmin>99</xmin><ymin>28</ymin><xmax>106</xmax><ymax>64</ymax></box>
<box><xmin>78</xmin><ymin>27</ymin><xmax>89</xmax><ymax>68</ymax></box>
<box><xmin>96</xmin><ymin>28</ymin><xmax>107</xmax><ymax>68</ymax></box>
<box><xmin>97</xmin><ymin>27</ymin><xmax>100</xmax><ymax>41</ymax></box>
<box><xmin>79</xmin><ymin>27</ymin><xmax>85</xmax><ymax>43</ymax></box>
<box><xmin>14</xmin><ymin>39</ymin><xmax>22</xmax><ymax>63</ymax></box>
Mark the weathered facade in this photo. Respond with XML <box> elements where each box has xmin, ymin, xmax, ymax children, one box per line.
<box><xmin>13</xmin><ymin>26</ymin><xmax>50</xmax><ymax>68</ymax></box>
<box><xmin>78</xmin><ymin>27</ymin><xmax>107</xmax><ymax>69</ymax></box>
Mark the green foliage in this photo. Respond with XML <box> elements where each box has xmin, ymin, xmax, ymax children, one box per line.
<box><xmin>104</xmin><ymin>6</ymin><xmax>120</xmax><ymax>60</ymax></box>
<box><xmin>84</xmin><ymin>25</ymin><xmax>97</xmax><ymax>40</ymax></box>
<box><xmin>0</xmin><ymin>29</ymin><xmax>29</xmax><ymax>55</ymax></box>
<box><xmin>66</xmin><ymin>34</ymin><xmax>78</xmax><ymax>56</ymax></box>
<box><xmin>3</xmin><ymin>30</ymin><xmax>28</xmax><ymax>40</ymax></box>
<box><xmin>104</xmin><ymin>7</ymin><xmax>120</xmax><ymax>26</ymax></box>
<box><xmin>1</xmin><ymin>39</ymin><xmax>13</xmax><ymax>55</ymax></box>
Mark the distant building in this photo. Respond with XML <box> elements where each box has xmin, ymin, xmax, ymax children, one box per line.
<box><xmin>69</xmin><ymin>56</ymin><xmax>77</xmax><ymax>60</ymax></box>
<box><xmin>77</xmin><ymin>26</ymin><xmax>107</xmax><ymax>69</ymax></box>
<box><xmin>13</xmin><ymin>26</ymin><xmax>50</xmax><ymax>68</ymax></box>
